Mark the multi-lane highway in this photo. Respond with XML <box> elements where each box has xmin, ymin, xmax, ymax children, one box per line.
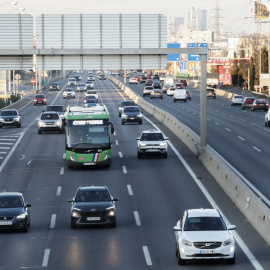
<box><xmin>114</xmin><ymin>75</ymin><xmax>270</xmax><ymax>206</ymax></box>
<box><xmin>0</xmin><ymin>71</ymin><xmax>269</xmax><ymax>269</ymax></box>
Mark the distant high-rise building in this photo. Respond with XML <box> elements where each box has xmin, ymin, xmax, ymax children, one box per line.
<box><xmin>174</xmin><ymin>17</ymin><xmax>184</xmax><ymax>33</ymax></box>
<box><xmin>188</xmin><ymin>6</ymin><xmax>207</xmax><ymax>31</ymax></box>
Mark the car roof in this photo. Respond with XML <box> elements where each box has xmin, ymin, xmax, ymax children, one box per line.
<box><xmin>42</xmin><ymin>111</ymin><xmax>59</xmax><ymax>115</ymax></box>
<box><xmin>1</xmin><ymin>109</ymin><xmax>17</xmax><ymax>112</ymax></box>
<box><xmin>142</xmin><ymin>129</ymin><xmax>162</xmax><ymax>134</ymax></box>
<box><xmin>187</xmin><ymin>209</ymin><xmax>220</xmax><ymax>218</ymax></box>
<box><xmin>79</xmin><ymin>186</ymin><xmax>107</xmax><ymax>191</ymax></box>
<box><xmin>0</xmin><ymin>192</ymin><xmax>23</xmax><ymax>197</ymax></box>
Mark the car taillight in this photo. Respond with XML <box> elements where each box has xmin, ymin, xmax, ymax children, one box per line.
<box><xmin>255</xmin><ymin>104</ymin><xmax>258</xmax><ymax>106</ymax></box>
<box><xmin>34</xmin><ymin>99</ymin><xmax>37</xmax><ymax>101</ymax></box>
<box><xmin>266</xmin><ymin>104</ymin><xmax>269</xmax><ymax>106</ymax></box>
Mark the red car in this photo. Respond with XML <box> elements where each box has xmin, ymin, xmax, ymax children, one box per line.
<box><xmin>147</xmin><ymin>75</ymin><xmax>152</xmax><ymax>79</ymax></box>
<box><xmin>145</xmin><ymin>79</ymin><xmax>154</xmax><ymax>86</ymax></box>
<box><xmin>179</xmin><ymin>79</ymin><xmax>187</xmax><ymax>86</ymax></box>
<box><xmin>134</xmin><ymin>76</ymin><xmax>140</xmax><ymax>81</ymax></box>
<box><xmin>33</xmin><ymin>94</ymin><xmax>47</xmax><ymax>105</ymax></box>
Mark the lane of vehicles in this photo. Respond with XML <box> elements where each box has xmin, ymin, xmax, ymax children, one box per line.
<box><xmin>0</xmin><ymin>109</ymin><xmax>21</xmax><ymax>128</ymax></box>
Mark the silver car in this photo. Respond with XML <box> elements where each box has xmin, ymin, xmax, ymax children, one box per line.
<box><xmin>38</xmin><ymin>112</ymin><xmax>63</xmax><ymax>134</ymax></box>
<box><xmin>77</xmin><ymin>83</ymin><xmax>86</xmax><ymax>92</ymax></box>
<box><xmin>231</xmin><ymin>95</ymin><xmax>244</xmax><ymax>106</ymax></box>
<box><xmin>85</xmin><ymin>81</ymin><xmax>94</xmax><ymax>89</ymax></box>
<box><xmin>143</xmin><ymin>86</ymin><xmax>153</xmax><ymax>97</ymax></box>
<box><xmin>63</xmin><ymin>89</ymin><xmax>75</xmax><ymax>98</ymax></box>
<box><xmin>136</xmin><ymin>129</ymin><xmax>168</xmax><ymax>158</ymax></box>
<box><xmin>0</xmin><ymin>109</ymin><xmax>21</xmax><ymax>128</ymax></box>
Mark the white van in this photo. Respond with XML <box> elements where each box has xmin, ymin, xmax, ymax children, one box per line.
<box><xmin>173</xmin><ymin>89</ymin><xmax>187</xmax><ymax>102</ymax></box>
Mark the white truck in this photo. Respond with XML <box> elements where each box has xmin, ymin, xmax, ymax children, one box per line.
<box><xmin>207</xmin><ymin>78</ymin><xmax>218</xmax><ymax>88</ymax></box>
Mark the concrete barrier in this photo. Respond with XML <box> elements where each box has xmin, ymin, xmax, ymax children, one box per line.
<box><xmin>108</xmin><ymin>75</ymin><xmax>270</xmax><ymax>244</ymax></box>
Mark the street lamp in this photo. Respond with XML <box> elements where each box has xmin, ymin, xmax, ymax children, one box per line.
<box><xmin>0</xmin><ymin>1</ymin><xmax>18</xmax><ymax>7</ymax></box>
<box><xmin>8</xmin><ymin>7</ymin><xmax>25</xmax><ymax>13</ymax></box>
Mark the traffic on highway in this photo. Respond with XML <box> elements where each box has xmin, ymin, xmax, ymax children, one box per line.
<box><xmin>0</xmin><ymin>70</ymin><xmax>269</xmax><ymax>269</ymax></box>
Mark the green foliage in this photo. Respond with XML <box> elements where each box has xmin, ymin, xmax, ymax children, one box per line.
<box><xmin>0</xmin><ymin>95</ymin><xmax>20</xmax><ymax>109</ymax></box>
<box><xmin>261</xmin><ymin>46</ymin><xmax>268</xmax><ymax>73</ymax></box>
<box><xmin>231</xmin><ymin>51</ymin><xmax>239</xmax><ymax>86</ymax></box>
<box><xmin>250</xmin><ymin>56</ymin><xmax>255</xmax><ymax>91</ymax></box>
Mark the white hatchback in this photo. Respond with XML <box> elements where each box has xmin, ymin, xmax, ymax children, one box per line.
<box><xmin>129</xmin><ymin>77</ymin><xmax>138</xmax><ymax>84</ymax></box>
<box><xmin>174</xmin><ymin>209</ymin><xmax>236</xmax><ymax>265</ymax></box>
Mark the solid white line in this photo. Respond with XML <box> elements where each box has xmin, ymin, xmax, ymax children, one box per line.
<box><xmin>215</xmin><ymin>122</ymin><xmax>220</xmax><ymax>125</ymax></box>
<box><xmin>0</xmin><ymin>139</ymin><xmax>16</xmax><ymax>141</ymax></box>
<box><xmin>142</xmin><ymin>246</ymin><xmax>152</xmax><ymax>266</ymax></box>
<box><xmin>0</xmin><ymin>147</ymin><xmax>11</xmax><ymax>149</ymax></box>
<box><xmin>113</xmin><ymin>131</ymin><xmax>116</xmax><ymax>136</ymax></box>
<box><xmin>56</xmin><ymin>186</ymin><xmax>61</xmax><ymax>196</ymax></box>
<box><xmin>225</xmin><ymin>128</ymin><xmax>231</xmax><ymax>132</ymax></box>
<box><xmin>0</xmin><ymin>135</ymin><xmax>19</xmax><ymax>137</ymax></box>
<box><xmin>63</xmin><ymin>153</ymin><xmax>66</xmax><ymax>159</ymax></box>
<box><xmin>0</xmin><ymin>143</ymin><xmax>13</xmax><ymax>145</ymax></box>
<box><xmin>122</xmin><ymin>166</ymin><xmax>127</xmax><ymax>173</ymax></box>
<box><xmin>134</xmin><ymin>211</ymin><xmax>141</xmax><ymax>226</ymax></box>
<box><xmin>253</xmin><ymin>146</ymin><xmax>262</xmax><ymax>152</ymax></box>
<box><xmin>230</xmin><ymin>116</ymin><xmax>235</xmax><ymax>118</ymax></box>
<box><xmin>42</xmin><ymin>249</ymin><xmax>50</xmax><ymax>267</ymax></box>
<box><xmin>115</xmin><ymin>140</ymin><xmax>119</xmax><ymax>145</ymax></box>
<box><xmin>60</xmin><ymin>167</ymin><xmax>64</xmax><ymax>175</ymax></box>
<box><xmin>119</xmin><ymin>152</ymin><xmax>123</xmax><ymax>158</ymax></box>
<box><xmin>0</xmin><ymin>152</ymin><xmax>7</xmax><ymax>154</ymax></box>
<box><xmin>238</xmin><ymin>136</ymin><xmax>245</xmax><ymax>141</ymax></box>
<box><xmin>140</xmin><ymin>113</ymin><xmax>264</xmax><ymax>270</ymax></box>
<box><xmin>0</xmin><ymin>157</ymin><xmax>3</xmax><ymax>160</ymax></box>
<box><xmin>127</xmin><ymin>185</ymin><xmax>133</xmax><ymax>195</ymax></box>
<box><xmin>50</xmin><ymin>214</ymin><xmax>56</xmax><ymax>229</ymax></box>
<box><xmin>207</xmin><ymin>119</ymin><xmax>211</xmax><ymax>121</ymax></box>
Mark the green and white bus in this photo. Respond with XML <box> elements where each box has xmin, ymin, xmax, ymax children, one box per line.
<box><xmin>65</xmin><ymin>105</ymin><xmax>114</xmax><ymax>169</ymax></box>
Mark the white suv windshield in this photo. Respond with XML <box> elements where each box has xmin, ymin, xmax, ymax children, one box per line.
<box><xmin>184</xmin><ymin>217</ymin><xmax>226</xmax><ymax>231</ymax></box>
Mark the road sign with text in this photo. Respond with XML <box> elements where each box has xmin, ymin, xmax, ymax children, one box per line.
<box><xmin>187</xmin><ymin>43</ymin><xmax>208</xmax><ymax>61</ymax></box>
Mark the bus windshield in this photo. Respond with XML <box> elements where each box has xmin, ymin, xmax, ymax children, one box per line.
<box><xmin>66</xmin><ymin>126</ymin><xmax>110</xmax><ymax>148</ymax></box>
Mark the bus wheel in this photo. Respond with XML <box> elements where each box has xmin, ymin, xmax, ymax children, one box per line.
<box><xmin>104</xmin><ymin>164</ymin><xmax>110</xmax><ymax>169</ymax></box>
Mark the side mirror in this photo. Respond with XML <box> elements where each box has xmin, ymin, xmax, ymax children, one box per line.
<box><xmin>68</xmin><ymin>198</ymin><xmax>74</xmax><ymax>203</ymax></box>
<box><xmin>228</xmin><ymin>225</ymin><xmax>236</xmax><ymax>230</ymax></box>
<box><xmin>112</xmin><ymin>197</ymin><xmax>119</xmax><ymax>202</ymax></box>
<box><xmin>109</xmin><ymin>122</ymin><xmax>115</xmax><ymax>134</ymax></box>
<box><xmin>141</xmin><ymin>111</ymin><xmax>143</xmax><ymax>114</ymax></box>
<box><xmin>42</xmin><ymin>110</ymin><xmax>45</xmax><ymax>112</ymax></box>
<box><xmin>136</xmin><ymin>137</ymin><xmax>140</xmax><ymax>140</ymax></box>
<box><xmin>174</xmin><ymin>225</ymin><xmax>181</xmax><ymax>231</ymax></box>
<box><xmin>165</xmin><ymin>137</ymin><xmax>169</xmax><ymax>140</ymax></box>
<box><xmin>26</xmin><ymin>203</ymin><xmax>31</xmax><ymax>208</ymax></box>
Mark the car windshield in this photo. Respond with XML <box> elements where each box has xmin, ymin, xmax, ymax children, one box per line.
<box><xmin>75</xmin><ymin>190</ymin><xmax>111</xmax><ymax>202</ymax></box>
<box><xmin>46</xmin><ymin>106</ymin><xmax>64</xmax><ymax>112</ymax></box>
<box><xmin>0</xmin><ymin>196</ymin><xmax>23</xmax><ymax>208</ymax></box>
<box><xmin>51</xmin><ymin>83</ymin><xmax>58</xmax><ymax>86</ymax></box>
<box><xmin>145</xmin><ymin>87</ymin><xmax>153</xmax><ymax>90</ymax></box>
<box><xmin>41</xmin><ymin>114</ymin><xmax>59</xmax><ymax>120</ymax></box>
<box><xmin>86</xmin><ymin>99</ymin><xmax>98</xmax><ymax>103</ymax></box>
<box><xmin>184</xmin><ymin>217</ymin><xmax>227</xmax><ymax>231</ymax></box>
<box><xmin>36</xmin><ymin>95</ymin><xmax>44</xmax><ymax>98</ymax></box>
<box><xmin>124</xmin><ymin>107</ymin><xmax>140</xmax><ymax>113</ymax></box>
<box><xmin>141</xmin><ymin>133</ymin><xmax>164</xmax><ymax>141</ymax></box>
<box><xmin>234</xmin><ymin>95</ymin><xmax>244</xmax><ymax>99</ymax></box>
<box><xmin>88</xmin><ymin>91</ymin><xmax>97</xmax><ymax>94</ymax></box>
<box><xmin>65</xmin><ymin>90</ymin><xmax>73</xmax><ymax>92</ymax></box>
<box><xmin>79</xmin><ymin>84</ymin><xmax>85</xmax><ymax>87</ymax></box>
<box><xmin>121</xmin><ymin>101</ymin><xmax>135</xmax><ymax>106</ymax></box>
<box><xmin>1</xmin><ymin>111</ymin><xmax>17</xmax><ymax>116</ymax></box>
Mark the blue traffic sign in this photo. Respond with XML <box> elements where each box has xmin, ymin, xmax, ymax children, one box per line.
<box><xmin>187</xmin><ymin>43</ymin><xmax>208</xmax><ymax>61</ymax></box>
<box><xmin>179</xmin><ymin>60</ymin><xmax>187</xmax><ymax>70</ymax></box>
<box><xmin>167</xmin><ymin>43</ymin><xmax>180</xmax><ymax>62</ymax></box>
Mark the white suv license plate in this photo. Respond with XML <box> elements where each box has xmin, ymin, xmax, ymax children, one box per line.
<box><xmin>148</xmin><ymin>149</ymin><xmax>158</xmax><ymax>152</ymax></box>
<box><xmin>200</xmin><ymin>250</ymin><xmax>215</xmax><ymax>254</ymax></box>
<box><xmin>83</xmin><ymin>163</ymin><xmax>95</xmax><ymax>165</ymax></box>
<box><xmin>87</xmin><ymin>217</ymin><xmax>100</xmax><ymax>221</ymax></box>
<box><xmin>0</xmin><ymin>221</ymin><xmax>12</xmax><ymax>225</ymax></box>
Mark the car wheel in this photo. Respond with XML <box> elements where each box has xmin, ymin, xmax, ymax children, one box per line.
<box><xmin>68</xmin><ymin>165</ymin><xmax>74</xmax><ymax>169</ymax></box>
<box><xmin>71</xmin><ymin>222</ymin><xmax>76</xmax><ymax>229</ymax></box>
<box><xmin>0</xmin><ymin>126</ymin><xmax>2</xmax><ymax>128</ymax></box>
<box><xmin>139</xmin><ymin>121</ymin><xmax>142</xmax><ymax>125</ymax></box>
<box><xmin>228</xmin><ymin>254</ymin><xmax>235</xmax><ymax>264</ymax></box>
<box><xmin>163</xmin><ymin>153</ymin><xmax>168</xmax><ymax>158</ymax></box>
<box><xmin>59</xmin><ymin>129</ymin><xmax>62</xmax><ymax>134</ymax></box>
<box><xmin>143</xmin><ymin>94</ymin><xmax>145</xmax><ymax>97</ymax></box>
<box><xmin>173</xmin><ymin>99</ymin><xmax>176</xmax><ymax>102</ymax></box>
<box><xmin>137</xmin><ymin>152</ymin><xmax>142</xmax><ymax>159</ymax></box>
<box><xmin>17</xmin><ymin>123</ymin><xmax>21</xmax><ymax>128</ymax></box>
<box><xmin>38</xmin><ymin>129</ymin><xmax>42</xmax><ymax>134</ymax></box>
<box><xmin>184</xmin><ymin>99</ymin><xmax>186</xmax><ymax>102</ymax></box>
<box><xmin>242</xmin><ymin>107</ymin><xmax>245</xmax><ymax>110</ymax></box>
<box><xmin>231</xmin><ymin>103</ymin><xmax>234</xmax><ymax>106</ymax></box>
<box><xmin>119</xmin><ymin>113</ymin><xmax>121</xmax><ymax>117</ymax></box>
<box><xmin>251</xmin><ymin>107</ymin><xmax>254</xmax><ymax>111</ymax></box>
<box><xmin>214</xmin><ymin>96</ymin><xmax>216</xmax><ymax>99</ymax></box>
<box><xmin>63</xmin><ymin>97</ymin><xmax>65</xmax><ymax>98</ymax></box>
<box><xmin>267</xmin><ymin>121</ymin><xmax>270</xmax><ymax>127</ymax></box>
<box><xmin>175</xmin><ymin>243</ymin><xmax>178</xmax><ymax>257</ymax></box>
<box><xmin>111</xmin><ymin>221</ymin><xmax>116</xmax><ymax>228</ymax></box>
<box><xmin>104</xmin><ymin>164</ymin><xmax>110</xmax><ymax>169</ymax></box>
<box><xmin>177</xmin><ymin>250</ymin><xmax>186</xmax><ymax>265</ymax></box>
<box><xmin>122</xmin><ymin>122</ymin><xmax>124</xmax><ymax>125</ymax></box>
<box><xmin>151</xmin><ymin>97</ymin><xmax>153</xmax><ymax>99</ymax></box>
<box><xmin>22</xmin><ymin>224</ymin><xmax>28</xmax><ymax>233</ymax></box>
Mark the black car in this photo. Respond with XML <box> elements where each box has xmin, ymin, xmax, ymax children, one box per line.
<box><xmin>74</xmin><ymin>74</ymin><xmax>81</xmax><ymax>81</ymax></box>
<box><xmin>152</xmin><ymin>81</ymin><xmax>161</xmax><ymax>89</ymax></box>
<box><xmin>49</xmin><ymin>82</ymin><xmax>59</xmax><ymax>91</ymax></box>
<box><xmin>153</xmin><ymin>74</ymin><xmax>160</xmax><ymax>80</ymax></box>
<box><xmin>68</xmin><ymin>186</ymin><xmax>118</xmax><ymax>229</ymax></box>
<box><xmin>118</xmin><ymin>100</ymin><xmax>136</xmax><ymax>117</ymax></box>
<box><xmin>140</xmin><ymin>76</ymin><xmax>147</xmax><ymax>83</ymax></box>
<box><xmin>0</xmin><ymin>192</ymin><xmax>31</xmax><ymax>232</ymax></box>
<box><xmin>0</xmin><ymin>109</ymin><xmax>21</xmax><ymax>128</ymax></box>
<box><xmin>121</xmin><ymin>106</ymin><xmax>143</xmax><ymax>125</ymax></box>
<box><xmin>242</xmin><ymin>97</ymin><xmax>256</xmax><ymax>110</ymax></box>
<box><xmin>251</xmin><ymin>99</ymin><xmax>269</xmax><ymax>111</ymax></box>
<box><xmin>145</xmin><ymin>79</ymin><xmax>154</xmax><ymax>86</ymax></box>
<box><xmin>99</xmin><ymin>74</ymin><xmax>106</xmax><ymax>80</ymax></box>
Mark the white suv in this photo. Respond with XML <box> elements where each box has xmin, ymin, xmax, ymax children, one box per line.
<box><xmin>68</xmin><ymin>78</ymin><xmax>77</xmax><ymax>86</ymax></box>
<box><xmin>136</xmin><ymin>129</ymin><xmax>168</xmax><ymax>158</ymax></box>
<box><xmin>265</xmin><ymin>108</ymin><xmax>270</xmax><ymax>127</ymax></box>
<box><xmin>174</xmin><ymin>209</ymin><xmax>236</xmax><ymax>265</ymax></box>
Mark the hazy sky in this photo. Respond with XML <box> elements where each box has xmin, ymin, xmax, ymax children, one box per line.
<box><xmin>1</xmin><ymin>0</ymin><xmax>267</xmax><ymax>34</ymax></box>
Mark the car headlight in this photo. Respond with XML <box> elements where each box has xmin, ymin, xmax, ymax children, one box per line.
<box><xmin>38</xmin><ymin>121</ymin><xmax>45</xmax><ymax>127</ymax></box>
<box><xmin>108</xmin><ymin>211</ymin><xmax>115</xmax><ymax>216</ymax></box>
<box><xmin>34</xmin><ymin>99</ymin><xmax>37</xmax><ymax>101</ymax></box>
<box><xmin>160</xmin><ymin>142</ymin><xmax>167</xmax><ymax>147</ymax></box>
<box><xmin>70</xmin><ymin>153</ymin><xmax>75</xmax><ymax>161</ymax></box>
<box><xmin>138</xmin><ymin>114</ymin><xmax>142</xmax><ymax>117</ymax></box>
<box><xmin>224</xmin><ymin>238</ymin><xmax>234</xmax><ymax>246</ymax></box>
<box><xmin>14</xmin><ymin>117</ymin><xmax>20</xmax><ymax>121</ymax></box>
<box><xmin>122</xmin><ymin>114</ymin><xmax>127</xmax><ymax>118</ymax></box>
<box><xmin>139</xmin><ymin>143</ymin><xmax>147</xmax><ymax>147</ymax></box>
<box><xmin>0</xmin><ymin>118</ymin><xmax>4</xmax><ymax>121</ymax></box>
<box><xmin>57</xmin><ymin>86</ymin><xmax>59</xmax><ymax>89</ymax></box>
<box><xmin>72</xmin><ymin>212</ymin><xmax>80</xmax><ymax>217</ymax></box>
<box><xmin>16</xmin><ymin>214</ymin><xmax>26</xmax><ymax>219</ymax></box>
<box><xmin>44</xmin><ymin>99</ymin><xmax>47</xmax><ymax>101</ymax></box>
<box><xmin>103</xmin><ymin>153</ymin><xmax>109</xmax><ymax>160</ymax></box>
<box><xmin>56</xmin><ymin>121</ymin><xmax>61</xmax><ymax>126</ymax></box>
<box><xmin>180</xmin><ymin>239</ymin><xmax>192</xmax><ymax>247</ymax></box>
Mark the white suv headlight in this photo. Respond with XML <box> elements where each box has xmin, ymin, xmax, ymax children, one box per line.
<box><xmin>180</xmin><ymin>239</ymin><xmax>192</xmax><ymax>247</ymax></box>
<box><xmin>224</xmin><ymin>238</ymin><xmax>234</xmax><ymax>246</ymax></box>
<box><xmin>16</xmin><ymin>214</ymin><xmax>26</xmax><ymax>219</ymax></box>
<box><xmin>139</xmin><ymin>143</ymin><xmax>146</xmax><ymax>147</ymax></box>
<box><xmin>160</xmin><ymin>142</ymin><xmax>167</xmax><ymax>147</ymax></box>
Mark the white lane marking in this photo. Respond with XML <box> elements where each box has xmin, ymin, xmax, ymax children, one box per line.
<box><xmin>115</xmin><ymin>140</ymin><xmax>119</xmax><ymax>145</ymax></box>
<box><xmin>0</xmin><ymin>139</ymin><xmax>16</xmax><ymax>141</ymax></box>
<box><xmin>192</xmin><ymin>113</ymin><xmax>196</xmax><ymax>115</ymax></box>
<box><xmin>42</xmin><ymin>249</ymin><xmax>50</xmax><ymax>267</ymax></box>
<box><xmin>253</xmin><ymin>146</ymin><xmax>262</xmax><ymax>152</ymax></box>
<box><xmin>0</xmin><ymin>143</ymin><xmax>13</xmax><ymax>145</ymax></box>
<box><xmin>238</xmin><ymin>136</ymin><xmax>245</xmax><ymax>141</ymax></box>
<box><xmin>207</xmin><ymin>119</ymin><xmax>211</xmax><ymax>121</ymax></box>
<box><xmin>0</xmin><ymin>135</ymin><xmax>19</xmax><ymax>137</ymax></box>
<box><xmin>240</xmin><ymin>119</ymin><xmax>245</xmax><ymax>121</ymax></box>
<box><xmin>60</xmin><ymin>167</ymin><xmax>64</xmax><ymax>175</ymax></box>
<box><xmin>142</xmin><ymin>246</ymin><xmax>152</xmax><ymax>266</ymax></box>
<box><xmin>63</xmin><ymin>153</ymin><xmax>66</xmax><ymax>159</ymax></box>
<box><xmin>225</xmin><ymin>128</ymin><xmax>231</xmax><ymax>132</ymax></box>
<box><xmin>230</xmin><ymin>116</ymin><xmax>235</xmax><ymax>118</ymax></box>
<box><xmin>215</xmin><ymin>122</ymin><xmax>220</xmax><ymax>125</ymax></box>
<box><xmin>222</xmin><ymin>113</ymin><xmax>227</xmax><ymax>115</ymax></box>
<box><xmin>56</xmin><ymin>186</ymin><xmax>61</xmax><ymax>196</ymax></box>
<box><xmin>50</xmin><ymin>214</ymin><xmax>56</xmax><ymax>229</ymax></box>
<box><xmin>140</xmin><ymin>113</ymin><xmax>264</xmax><ymax>270</ymax></box>
<box><xmin>127</xmin><ymin>185</ymin><xmax>133</xmax><ymax>195</ymax></box>
<box><xmin>134</xmin><ymin>211</ymin><xmax>141</xmax><ymax>226</ymax></box>
<box><xmin>27</xmin><ymin>161</ymin><xmax>31</xmax><ymax>165</ymax></box>
<box><xmin>20</xmin><ymin>155</ymin><xmax>25</xmax><ymax>160</ymax></box>
<box><xmin>113</xmin><ymin>132</ymin><xmax>116</xmax><ymax>136</ymax></box>
<box><xmin>119</xmin><ymin>152</ymin><xmax>123</xmax><ymax>158</ymax></box>
<box><xmin>122</xmin><ymin>166</ymin><xmax>127</xmax><ymax>173</ymax></box>
<box><xmin>0</xmin><ymin>157</ymin><xmax>3</xmax><ymax>160</ymax></box>
<box><xmin>0</xmin><ymin>147</ymin><xmax>10</xmax><ymax>149</ymax></box>
<box><xmin>0</xmin><ymin>152</ymin><xmax>7</xmax><ymax>154</ymax></box>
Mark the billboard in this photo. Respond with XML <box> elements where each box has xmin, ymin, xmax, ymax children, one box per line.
<box><xmin>255</xmin><ymin>1</ymin><xmax>269</xmax><ymax>20</ymax></box>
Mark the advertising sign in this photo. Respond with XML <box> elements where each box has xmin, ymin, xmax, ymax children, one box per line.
<box><xmin>223</xmin><ymin>74</ymin><xmax>232</xmax><ymax>86</ymax></box>
<box><xmin>167</xmin><ymin>43</ymin><xmax>181</xmax><ymax>61</ymax></box>
<box><xmin>179</xmin><ymin>61</ymin><xmax>187</xmax><ymax>71</ymax></box>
